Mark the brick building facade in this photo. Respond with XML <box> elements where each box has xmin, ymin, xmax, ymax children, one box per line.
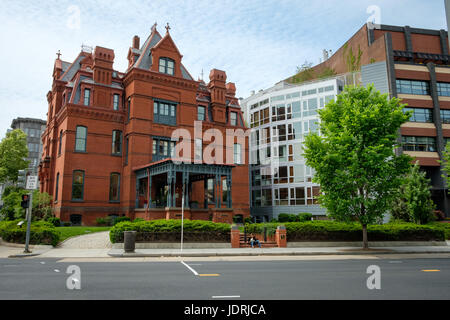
<box><xmin>287</xmin><ymin>23</ymin><xmax>450</xmax><ymax>216</ymax></box>
<box><xmin>39</xmin><ymin>25</ymin><xmax>250</xmax><ymax>225</ymax></box>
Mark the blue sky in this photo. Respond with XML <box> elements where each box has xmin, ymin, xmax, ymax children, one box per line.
<box><xmin>0</xmin><ymin>0</ymin><xmax>446</xmax><ymax>139</ymax></box>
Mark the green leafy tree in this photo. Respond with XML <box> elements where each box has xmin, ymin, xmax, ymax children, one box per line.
<box><xmin>0</xmin><ymin>186</ymin><xmax>28</xmax><ymax>220</ymax></box>
<box><xmin>0</xmin><ymin>129</ymin><xmax>29</xmax><ymax>184</ymax></box>
<box><xmin>32</xmin><ymin>190</ymin><xmax>53</xmax><ymax>221</ymax></box>
<box><xmin>440</xmin><ymin>142</ymin><xmax>450</xmax><ymax>186</ymax></box>
<box><xmin>390</xmin><ymin>183</ymin><xmax>411</xmax><ymax>222</ymax></box>
<box><xmin>303</xmin><ymin>85</ymin><xmax>411</xmax><ymax>249</ymax></box>
<box><xmin>401</xmin><ymin>162</ymin><xmax>435</xmax><ymax>224</ymax></box>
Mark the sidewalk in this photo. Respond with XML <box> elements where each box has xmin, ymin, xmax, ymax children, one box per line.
<box><xmin>2</xmin><ymin>239</ymin><xmax>449</xmax><ymax>259</ymax></box>
<box><xmin>108</xmin><ymin>244</ymin><xmax>450</xmax><ymax>258</ymax></box>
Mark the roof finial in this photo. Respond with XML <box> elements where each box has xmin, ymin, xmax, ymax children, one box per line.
<box><xmin>200</xmin><ymin>69</ymin><xmax>204</xmax><ymax>81</ymax></box>
<box><xmin>56</xmin><ymin>50</ymin><xmax>61</xmax><ymax>60</ymax></box>
<box><xmin>165</xmin><ymin>22</ymin><xmax>171</xmax><ymax>33</ymax></box>
<box><xmin>151</xmin><ymin>22</ymin><xmax>157</xmax><ymax>32</ymax></box>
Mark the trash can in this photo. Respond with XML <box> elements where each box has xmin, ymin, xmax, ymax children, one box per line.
<box><xmin>124</xmin><ymin>231</ymin><xmax>137</xmax><ymax>253</ymax></box>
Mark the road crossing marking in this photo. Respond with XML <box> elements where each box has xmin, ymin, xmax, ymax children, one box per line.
<box><xmin>181</xmin><ymin>261</ymin><xmax>198</xmax><ymax>276</ymax></box>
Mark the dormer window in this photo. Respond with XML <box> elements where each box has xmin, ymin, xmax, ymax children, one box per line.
<box><xmin>159</xmin><ymin>57</ymin><xmax>174</xmax><ymax>75</ymax></box>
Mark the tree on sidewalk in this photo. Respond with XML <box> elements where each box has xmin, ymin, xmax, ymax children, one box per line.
<box><xmin>303</xmin><ymin>85</ymin><xmax>411</xmax><ymax>249</ymax></box>
<box><xmin>391</xmin><ymin>161</ymin><xmax>435</xmax><ymax>224</ymax></box>
<box><xmin>0</xmin><ymin>129</ymin><xmax>29</xmax><ymax>184</ymax></box>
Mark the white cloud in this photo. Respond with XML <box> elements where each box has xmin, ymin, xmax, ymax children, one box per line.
<box><xmin>0</xmin><ymin>0</ymin><xmax>446</xmax><ymax>138</ymax></box>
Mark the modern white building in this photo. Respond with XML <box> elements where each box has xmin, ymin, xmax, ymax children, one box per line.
<box><xmin>241</xmin><ymin>73</ymin><xmax>361</xmax><ymax>222</ymax></box>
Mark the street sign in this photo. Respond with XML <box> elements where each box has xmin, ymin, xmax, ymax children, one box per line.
<box><xmin>26</xmin><ymin>176</ymin><xmax>38</xmax><ymax>190</ymax></box>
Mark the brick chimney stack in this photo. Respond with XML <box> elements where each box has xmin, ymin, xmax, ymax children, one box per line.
<box><xmin>93</xmin><ymin>46</ymin><xmax>115</xmax><ymax>85</ymax></box>
<box><xmin>132</xmin><ymin>35</ymin><xmax>140</xmax><ymax>50</ymax></box>
<box><xmin>208</xmin><ymin>69</ymin><xmax>227</xmax><ymax>123</ymax></box>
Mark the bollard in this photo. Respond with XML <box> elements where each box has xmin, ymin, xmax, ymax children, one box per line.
<box><xmin>124</xmin><ymin>231</ymin><xmax>137</xmax><ymax>253</ymax></box>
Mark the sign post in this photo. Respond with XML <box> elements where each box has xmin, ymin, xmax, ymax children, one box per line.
<box><xmin>24</xmin><ymin>174</ymin><xmax>38</xmax><ymax>253</ymax></box>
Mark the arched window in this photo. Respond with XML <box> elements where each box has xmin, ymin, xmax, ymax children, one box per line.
<box><xmin>159</xmin><ymin>57</ymin><xmax>175</xmax><ymax>75</ymax></box>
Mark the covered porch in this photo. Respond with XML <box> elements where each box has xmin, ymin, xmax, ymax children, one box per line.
<box><xmin>133</xmin><ymin>159</ymin><xmax>237</xmax><ymax>223</ymax></box>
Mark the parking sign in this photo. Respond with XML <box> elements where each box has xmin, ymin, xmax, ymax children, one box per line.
<box><xmin>26</xmin><ymin>176</ymin><xmax>38</xmax><ymax>190</ymax></box>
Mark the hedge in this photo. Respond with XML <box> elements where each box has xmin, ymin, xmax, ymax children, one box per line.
<box><xmin>428</xmin><ymin>222</ymin><xmax>450</xmax><ymax>240</ymax></box>
<box><xmin>110</xmin><ymin>219</ymin><xmax>231</xmax><ymax>243</ymax></box>
<box><xmin>246</xmin><ymin>221</ymin><xmax>445</xmax><ymax>242</ymax></box>
<box><xmin>0</xmin><ymin>220</ymin><xmax>60</xmax><ymax>246</ymax></box>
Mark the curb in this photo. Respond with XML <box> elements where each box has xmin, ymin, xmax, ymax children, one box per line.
<box><xmin>8</xmin><ymin>252</ymin><xmax>44</xmax><ymax>258</ymax></box>
<box><xmin>107</xmin><ymin>249</ymin><xmax>450</xmax><ymax>258</ymax></box>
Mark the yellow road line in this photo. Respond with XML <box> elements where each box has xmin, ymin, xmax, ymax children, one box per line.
<box><xmin>199</xmin><ymin>274</ymin><xmax>220</xmax><ymax>277</ymax></box>
<box><xmin>421</xmin><ymin>270</ymin><xmax>440</xmax><ymax>272</ymax></box>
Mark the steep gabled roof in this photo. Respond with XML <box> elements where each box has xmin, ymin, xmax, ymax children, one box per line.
<box><xmin>60</xmin><ymin>54</ymin><xmax>86</xmax><ymax>82</ymax></box>
<box><xmin>133</xmin><ymin>30</ymin><xmax>163</xmax><ymax>70</ymax></box>
<box><xmin>132</xmin><ymin>28</ymin><xmax>194</xmax><ymax>81</ymax></box>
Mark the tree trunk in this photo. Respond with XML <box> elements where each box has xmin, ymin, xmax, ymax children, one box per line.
<box><xmin>362</xmin><ymin>224</ymin><xmax>368</xmax><ymax>249</ymax></box>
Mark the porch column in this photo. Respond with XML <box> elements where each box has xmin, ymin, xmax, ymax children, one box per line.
<box><xmin>215</xmin><ymin>174</ymin><xmax>221</xmax><ymax>208</ymax></box>
<box><xmin>204</xmin><ymin>177</ymin><xmax>208</xmax><ymax>209</ymax></box>
<box><xmin>167</xmin><ymin>171</ymin><xmax>172</xmax><ymax>208</ymax></box>
<box><xmin>182</xmin><ymin>171</ymin><xmax>189</xmax><ymax>207</ymax></box>
<box><xmin>148</xmin><ymin>175</ymin><xmax>152</xmax><ymax>209</ymax></box>
<box><xmin>227</xmin><ymin>173</ymin><xmax>232</xmax><ymax>208</ymax></box>
<box><xmin>172</xmin><ymin>171</ymin><xmax>177</xmax><ymax>207</ymax></box>
<box><xmin>135</xmin><ymin>177</ymin><xmax>140</xmax><ymax>208</ymax></box>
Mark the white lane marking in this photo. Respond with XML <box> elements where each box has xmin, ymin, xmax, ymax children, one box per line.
<box><xmin>212</xmin><ymin>296</ymin><xmax>241</xmax><ymax>299</ymax></box>
<box><xmin>54</xmin><ymin>269</ymin><xmax>60</xmax><ymax>272</ymax></box>
<box><xmin>389</xmin><ymin>261</ymin><xmax>403</xmax><ymax>264</ymax></box>
<box><xmin>181</xmin><ymin>261</ymin><xmax>198</xmax><ymax>276</ymax></box>
<box><xmin>40</xmin><ymin>262</ymin><xmax>46</xmax><ymax>265</ymax></box>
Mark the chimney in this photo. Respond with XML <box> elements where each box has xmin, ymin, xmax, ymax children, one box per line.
<box><xmin>93</xmin><ymin>46</ymin><xmax>115</xmax><ymax>85</ymax></box>
<box><xmin>132</xmin><ymin>35</ymin><xmax>140</xmax><ymax>49</ymax></box>
<box><xmin>208</xmin><ymin>69</ymin><xmax>227</xmax><ymax>123</ymax></box>
<box><xmin>226</xmin><ymin>82</ymin><xmax>236</xmax><ymax>96</ymax></box>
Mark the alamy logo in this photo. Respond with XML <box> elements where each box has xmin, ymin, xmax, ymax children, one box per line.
<box><xmin>366</xmin><ymin>265</ymin><xmax>381</xmax><ymax>290</ymax></box>
<box><xmin>67</xmin><ymin>5</ymin><xmax>81</xmax><ymax>30</ymax></box>
<box><xmin>66</xmin><ymin>265</ymin><xmax>81</xmax><ymax>290</ymax></box>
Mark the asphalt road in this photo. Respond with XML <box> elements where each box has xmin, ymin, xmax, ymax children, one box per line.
<box><xmin>0</xmin><ymin>256</ymin><xmax>449</xmax><ymax>300</ymax></box>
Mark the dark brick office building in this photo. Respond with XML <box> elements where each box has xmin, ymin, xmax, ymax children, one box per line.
<box><xmin>293</xmin><ymin>23</ymin><xmax>450</xmax><ymax>216</ymax></box>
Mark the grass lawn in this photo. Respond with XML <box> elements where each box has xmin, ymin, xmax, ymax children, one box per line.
<box><xmin>57</xmin><ymin>226</ymin><xmax>112</xmax><ymax>242</ymax></box>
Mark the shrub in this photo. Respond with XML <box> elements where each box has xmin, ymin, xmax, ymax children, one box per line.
<box><xmin>0</xmin><ymin>220</ymin><xmax>60</xmax><ymax>246</ymax></box>
<box><xmin>61</xmin><ymin>221</ymin><xmax>72</xmax><ymax>227</ymax></box>
<box><xmin>284</xmin><ymin>221</ymin><xmax>444</xmax><ymax>242</ymax></box>
<box><xmin>109</xmin><ymin>219</ymin><xmax>231</xmax><ymax>243</ymax></box>
<box><xmin>47</xmin><ymin>217</ymin><xmax>61</xmax><ymax>227</ymax></box>
<box><xmin>428</xmin><ymin>222</ymin><xmax>450</xmax><ymax>240</ymax></box>
<box><xmin>96</xmin><ymin>218</ymin><xmax>107</xmax><ymax>226</ymax></box>
<box><xmin>244</xmin><ymin>217</ymin><xmax>253</xmax><ymax>224</ymax></box>
<box><xmin>113</xmin><ymin>216</ymin><xmax>131</xmax><ymax>225</ymax></box>
<box><xmin>298</xmin><ymin>213</ymin><xmax>313</xmax><ymax>222</ymax></box>
<box><xmin>133</xmin><ymin>218</ymin><xmax>145</xmax><ymax>223</ymax></box>
<box><xmin>243</xmin><ymin>220</ymin><xmax>445</xmax><ymax>242</ymax></box>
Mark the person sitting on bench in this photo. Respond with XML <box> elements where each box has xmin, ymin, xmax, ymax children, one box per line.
<box><xmin>249</xmin><ymin>234</ymin><xmax>261</xmax><ymax>248</ymax></box>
